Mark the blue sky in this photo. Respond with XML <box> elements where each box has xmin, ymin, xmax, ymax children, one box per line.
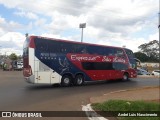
<box><xmin>0</xmin><ymin>0</ymin><xmax>158</xmax><ymax>55</ymax></box>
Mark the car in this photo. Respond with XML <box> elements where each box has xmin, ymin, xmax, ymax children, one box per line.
<box><xmin>137</xmin><ymin>68</ymin><xmax>150</xmax><ymax>75</ymax></box>
<box><xmin>152</xmin><ymin>70</ymin><xmax>160</xmax><ymax>76</ymax></box>
<box><xmin>13</xmin><ymin>61</ymin><xmax>23</xmax><ymax>71</ymax></box>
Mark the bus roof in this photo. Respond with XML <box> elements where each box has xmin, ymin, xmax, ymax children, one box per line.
<box><xmin>29</xmin><ymin>35</ymin><xmax>132</xmax><ymax>51</ymax></box>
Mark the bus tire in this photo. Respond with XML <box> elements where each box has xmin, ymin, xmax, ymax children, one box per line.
<box><xmin>122</xmin><ymin>73</ymin><xmax>129</xmax><ymax>81</ymax></box>
<box><xmin>61</xmin><ymin>75</ymin><xmax>72</xmax><ymax>87</ymax></box>
<box><xmin>74</xmin><ymin>74</ymin><xmax>84</xmax><ymax>86</ymax></box>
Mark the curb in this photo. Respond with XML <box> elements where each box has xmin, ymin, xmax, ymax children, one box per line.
<box><xmin>89</xmin><ymin>86</ymin><xmax>159</xmax><ymax>103</ymax></box>
<box><xmin>90</xmin><ymin>86</ymin><xmax>159</xmax><ymax>103</ymax></box>
<box><xmin>137</xmin><ymin>75</ymin><xmax>159</xmax><ymax>78</ymax></box>
<box><xmin>103</xmin><ymin>86</ymin><xmax>159</xmax><ymax>96</ymax></box>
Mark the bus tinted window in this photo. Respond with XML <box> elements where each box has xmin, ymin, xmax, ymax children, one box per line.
<box><xmin>87</xmin><ymin>46</ymin><xmax>114</xmax><ymax>56</ymax></box>
<box><xmin>86</xmin><ymin>45</ymin><xmax>96</xmax><ymax>54</ymax></box>
<box><xmin>103</xmin><ymin>47</ymin><xmax>114</xmax><ymax>55</ymax></box>
<box><xmin>82</xmin><ymin>62</ymin><xmax>128</xmax><ymax>70</ymax></box>
<box><xmin>114</xmin><ymin>48</ymin><xmax>125</xmax><ymax>58</ymax></box>
<box><xmin>82</xmin><ymin>62</ymin><xmax>113</xmax><ymax>70</ymax></box>
<box><xmin>48</xmin><ymin>41</ymin><xmax>75</xmax><ymax>53</ymax></box>
<box><xmin>94</xmin><ymin>46</ymin><xmax>104</xmax><ymax>55</ymax></box>
<box><xmin>113</xmin><ymin>62</ymin><xmax>128</xmax><ymax>70</ymax></box>
<box><xmin>124</xmin><ymin>49</ymin><xmax>136</xmax><ymax>69</ymax></box>
<box><xmin>125</xmin><ymin>49</ymin><xmax>134</xmax><ymax>58</ymax></box>
<box><xmin>35</xmin><ymin>39</ymin><xmax>48</xmax><ymax>51</ymax></box>
<box><xmin>74</xmin><ymin>44</ymin><xmax>87</xmax><ymax>54</ymax></box>
<box><xmin>60</xmin><ymin>42</ymin><xmax>75</xmax><ymax>53</ymax></box>
<box><xmin>39</xmin><ymin>42</ymin><xmax>48</xmax><ymax>51</ymax></box>
<box><xmin>87</xmin><ymin>46</ymin><xmax>104</xmax><ymax>55</ymax></box>
<box><xmin>48</xmin><ymin>40</ymin><xmax>60</xmax><ymax>53</ymax></box>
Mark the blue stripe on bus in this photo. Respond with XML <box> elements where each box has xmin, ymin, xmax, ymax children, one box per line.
<box><xmin>35</xmin><ymin>50</ymin><xmax>92</xmax><ymax>81</ymax></box>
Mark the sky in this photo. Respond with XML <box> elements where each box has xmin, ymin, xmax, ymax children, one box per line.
<box><xmin>0</xmin><ymin>0</ymin><xmax>159</xmax><ymax>55</ymax></box>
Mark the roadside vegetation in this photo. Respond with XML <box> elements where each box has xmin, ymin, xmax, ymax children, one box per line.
<box><xmin>92</xmin><ymin>100</ymin><xmax>160</xmax><ymax>120</ymax></box>
<box><xmin>134</xmin><ymin>40</ymin><xmax>158</xmax><ymax>63</ymax></box>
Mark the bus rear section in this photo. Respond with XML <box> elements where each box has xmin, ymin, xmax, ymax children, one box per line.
<box><xmin>23</xmin><ymin>36</ymin><xmax>34</xmax><ymax>83</ymax></box>
<box><xmin>23</xmin><ymin>36</ymin><xmax>61</xmax><ymax>84</ymax></box>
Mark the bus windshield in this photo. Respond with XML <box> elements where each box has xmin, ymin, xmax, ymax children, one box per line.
<box><xmin>125</xmin><ymin>49</ymin><xmax>136</xmax><ymax>69</ymax></box>
<box><xmin>23</xmin><ymin>37</ymin><xmax>29</xmax><ymax>57</ymax></box>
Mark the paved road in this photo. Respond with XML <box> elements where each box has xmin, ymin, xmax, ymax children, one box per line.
<box><xmin>0</xmin><ymin>70</ymin><xmax>159</xmax><ymax>119</ymax></box>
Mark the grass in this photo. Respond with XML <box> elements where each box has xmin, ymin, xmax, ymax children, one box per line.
<box><xmin>92</xmin><ymin>100</ymin><xmax>160</xmax><ymax>120</ymax></box>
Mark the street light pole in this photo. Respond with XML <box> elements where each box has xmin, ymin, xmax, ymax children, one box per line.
<box><xmin>79</xmin><ymin>23</ymin><xmax>86</xmax><ymax>42</ymax></box>
<box><xmin>81</xmin><ymin>27</ymin><xmax>84</xmax><ymax>43</ymax></box>
<box><xmin>158</xmin><ymin>0</ymin><xmax>160</xmax><ymax>95</ymax></box>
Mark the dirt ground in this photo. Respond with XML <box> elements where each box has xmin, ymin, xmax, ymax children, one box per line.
<box><xmin>90</xmin><ymin>86</ymin><xmax>160</xmax><ymax>104</ymax></box>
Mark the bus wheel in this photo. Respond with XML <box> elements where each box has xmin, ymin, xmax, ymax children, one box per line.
<box><xmin>123</xmin><ymin>73</ymin><xmax>129</xmax><ymax>81</ymax></box>
<box><xmin>61</xmin><ymin>75</ymin><xmax>72</xmax><ymax>87</ymax></box>
<box><xmin>74</xmin><ymin>74</ymin><xmax>84</xmax><ymax>86</ymax></box>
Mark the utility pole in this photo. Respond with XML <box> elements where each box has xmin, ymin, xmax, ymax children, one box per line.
<box><xmin>159</xmin><ymin>0</ymin><xmax>160</xmax><ymax>66</ymax></box>
<box><xmin>158</xmin><ymin>0</ymin><xmax>160</xmax><ymax>98</ymax></box>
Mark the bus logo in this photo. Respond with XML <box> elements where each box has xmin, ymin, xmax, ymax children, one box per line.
<box><xmin>2</xmin><ymin>112</ymin><xmax>11</xmax><ymax>117</ymax></box>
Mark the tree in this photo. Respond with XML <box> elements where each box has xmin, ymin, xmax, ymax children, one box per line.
<box><xmin>134</xmin><ymin>52</ymin><xmax>149</xmax><ymax>62</ymax></box>
<box><xmin>17</xmin><ymin>55</ymin><xmax>22</xmax><ymax>60</ymax></box>
<box><xmin>138</xmin><ymin>40</ymin><xmax>159</xmax><ymax>62</ymax></box>
<box><xmin>9</xmin><ymin>53</ymin><xmax>18</xmax><ymax>61</ymax></box>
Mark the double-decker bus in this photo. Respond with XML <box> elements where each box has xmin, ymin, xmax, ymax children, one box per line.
<box><xmin>23</xmin><ymin>36</ymin><xmax>137</xmax><ymax>86</ymax></box>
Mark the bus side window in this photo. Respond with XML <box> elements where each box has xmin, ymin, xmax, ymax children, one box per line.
<box><xmin>81</xmin><ymin>48</ymin><xmax>87</xmax><ymax>54</ymax></box>
<box><xmin>37</xmin><ymin>42</ymin><xmax>48</xmax><ymax>51</ymax></box>
<box><xmin>113</xmin><ymin>62</ymin><xmax>128</xmax><ymax>70</ymax></box>
<box><xmin>114</xmin><ymin>49</ymin><xmax>125</xmax><ymax>58</ymax></box>
<box><xmin>103</xmin><ymin>47</ymin><xmax>114</xmax><ymax>56</ymax></box>
<box><xmin>67</xmin><ymin>43</ymin><xmax>74</xmax><ymax>53</ymax></box>
<box><xmin>60</xmin><ymin>44</ymin><xmax>66</xmax><ymax>53</ymax></box>
<box><xmin>87</xmin><ymin>45</ymin><xmax>102</xmax><ymax>55</ymax></box>
<box><xmin>75</xmin><ymin>45</ymin><xmax>87</xmax><ymax>54</ymax></box>
<box><xmin>59</xmin><ymin>43</ymin><xmax>74</xmax><ymax>53</ymax></box>
<box><xmin>87</xmin><ymin>46</ymin><xmax>96</xmax><ymax>54</ymax></box>
<box><xmin>49</xmin><ymin>41</ymin><xmax>60</xmax><ymax>53</ymax></box>
<box><xmin>82</xmin><ymin>62</ymin><xmax>113</xmax><ymax>70</ymax></box>
<box><xmin>96</xmin><ymin>47</ymin><xmax>104</xmax><ymax>55</ymax></box>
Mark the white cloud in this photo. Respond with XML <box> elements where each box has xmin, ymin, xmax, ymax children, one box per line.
<box><xmin>148</xmin><ymin>32</ymin><xmax>158</xmax><ymax>41</ymax></box>
<box><xmin>41</xmin><ymin>33</ymin><xmax>62</xmax><ymax>39</ymax></box>
<box><xmin>0</xmin><ymin>16</ymin><xmax>24</xmax><ymax>35</ymax></box>
<box><xmin>0</xmin><ymin>0</ymin><xmax>158</xmax><ymax>54</ymax></box>
<box><xmin>95</xmin><ymin>36</ymin><xmax>147</xmax><ymax>52</ymax></box>
<box><xmin>14</xmin><ymin>10</ymin><xmax>38</xmax><ymax>20</ymax></box>
<box><xmin>0</xmin><ymin>32</ymin><xmax>25</xmax><ymax>55</ymax></box>
<box><xmin>87</xmin><ymin>0</ymin><xmax>158</xmax><ymax>36</ymax></box>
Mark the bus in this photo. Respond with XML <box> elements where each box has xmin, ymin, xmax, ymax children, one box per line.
<box><xmin>23</xmin><ymin>36</ymin><xmax>137</xmax><ymax>86</ymax></box>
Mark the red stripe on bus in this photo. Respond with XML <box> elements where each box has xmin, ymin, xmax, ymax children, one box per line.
<box><xmin>29</xmin><ymin>36</ymin><xmax>36</xmax><ymax>48</ymax></box>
